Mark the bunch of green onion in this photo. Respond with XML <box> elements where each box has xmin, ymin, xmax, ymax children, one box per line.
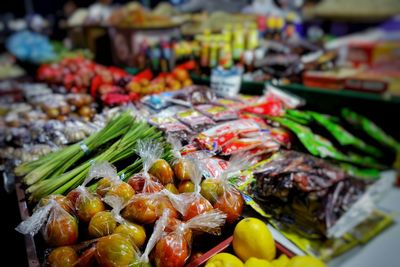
<box><xmin>26</xmin><ymin>120</ymin><xmax>171</xmax><ymax>201</ymax></box>
<box><xmin>16</xmin><ymin>111</ymin><xmax>135</xmax><ymax>186</ymax></box>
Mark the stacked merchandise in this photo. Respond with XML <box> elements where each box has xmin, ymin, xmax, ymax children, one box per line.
<box><xmin>11</xmin><ymin>82</ymin><xmax>399</xmax><ymax>266</ymax></box>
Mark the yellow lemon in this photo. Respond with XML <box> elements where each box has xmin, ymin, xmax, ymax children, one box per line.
<box><xmin>271</xmin><ymin>254</ymin><xmax>290</xmax><ymax>267</ymax></box>
<box><xmin>244</xmin><ymin>257</ymin><xmax>274</xmax><ymax>267</ymax></box>
<box><xmin>286</xmin><ymin>255</ymin><xmax>326</xmax><ymax>267</ymax></box>
<box><xmin>206</xmin><ymin>253</ymin><xmax>244</xmax><ymax>267</ymax></box>
<box><xmin>233</xmin><ymin>218</ymin><xmax>276</xmax><ymax>262</ymax></box>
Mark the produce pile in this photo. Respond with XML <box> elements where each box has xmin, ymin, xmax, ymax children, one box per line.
<box><xmin>37</xmin><ymin>57</ymin><xmax>193</xmax><ymax>105</ymax></box>
<box><xmin>10</xmin><ymin>78</ymin><xmax>399</xmax><ymax>267</ymax></box>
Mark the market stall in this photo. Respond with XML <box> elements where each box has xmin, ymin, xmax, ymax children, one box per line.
<box><xmin>1</xmin><ymin>1</ymin><xmax>400</xmax><ymax>267</ymax></box>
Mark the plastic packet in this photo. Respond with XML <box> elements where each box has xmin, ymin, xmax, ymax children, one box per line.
<box><xmin>149</xmin><ymin>113</ymin><xmax>194</xmax><ymax>142</ymax></box>
<box><xmin>153</xmin><ymin>210</ymin><xmax>227</xmax><ymax>267</ymax></box>
<box><xmin>264</xmin><ymin>84</ymin><xmax>305</xmax><ymax>109</ymax></box>
<box><xmin>122</xmin><ymin>191</ymin><xmax>179</xmax><ymax>224</ymax></box>
<box><xmin>127</xmin><ymin>139</ymin><xmax>164</xmax><ymax>193</ymax></box>
<box><xmin>66</xmin><ymin>164</ymin><xmax>106</xmax><ymax>223</ymax></box>
<box><xmin>251</xmin><ymin>150</ymin><xmax>370</xmax><ymax>237</ymax></box>
<box><xmin>15</xmin><ymin>199</ymin><xmax>79</xmax><ymax>247</ymax></box>
<box><xmin>92</xmin><ymin>162</ymin><xmax>135</xmax><ymax>202</ymax></box>
<box><xmin>342</xmin><ymin>108</ymin><xmax>400</xmax><ymax>151</ymax></box>
<box><xmin>163</xmin><ymin>159</ymin><xmax>214</xmax><ymax>221</ymax></box>
<box><xmin>176</xmin><ymin>109</ymin><xmax>216</xmax><ymax>132</ymax></box>
<box><xmin>308</xmin><ymin>111</ymin><xmax>383</xmax><ymax>157</ymax></box>
<box><xmin>195</xmin><ymin>119</ymin><xmax>265</xmax><ymax>152</ymax></box>
<box><xmin>240</xmin><ymin>99</ymin><xmax>284</xmax><ymax>117</ymax></box>
<box><xmin>273</xmin><ymin>117</ymin><xmax>384</xmax><ymax>168</ymax></box>
<box><xmin>195</xmin><ymin>104</ymin><xmax>238</xmax><ymax>122</ymax></box>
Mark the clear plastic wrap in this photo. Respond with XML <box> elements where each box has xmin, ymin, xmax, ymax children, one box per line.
<box><xmin>67</xmin><ymin>164</ymin><xmax>106</xmax><ymax>223</ymax></box>
<box><xmin>93</xmin><ymin>162</ymin><xmax>135</xmax><ymax>202</ymax></box>
<box><xmin>168</xmin><ymin>158</ymin><xmax>214</xmax><ymax>221</ymax></box>
<box><xmin>122</xmin><ymin>191</ymin><xmax>178</xmax><ymax>225</ymax></box>
<box><xmin>168</xmin><ymin>135</ymin><xmax>194</xmax><ymax>182</ymax></box>
<box><xmin>153</xmin><ymin>210</ymin><xmax>227</xmax><ymax>267</ymax></box>
<box><xmin>15</xmin><ymin>199</ymin><xmax>79</xmax><ymax>247</ymax></box>
<box><xmin>211</xmin><ymin>153</ymin><xmax>250</xmax><ymax>223</ymax></box>
<box><xmin>127</xmin><ymin>140</ymin><xmax>164</xmax><ymax>193</ymax></box>
<box><xmin>103</xmin><ymin>195</ymin><xmax>147</xmax><ymax>248</ymax></box>
<box><xmin>134</xmin><ymin>210</ymin><xmax>170</xmax><ymax>266</ymax></box>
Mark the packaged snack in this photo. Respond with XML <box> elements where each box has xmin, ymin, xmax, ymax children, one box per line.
<box><xmin>16</xmin><ymin>198</ymin><xmax>79</xmax><ymax>247</ymax></box>
<box><xmin>342</xmin><ymin>108</ymin><xmax>400</xmax><ymax>151</ymax></box>
<box><xmin>149</xmin><ymin>114</ymin><xmax>193</xmax><ymax>143</ymax></box>
<box><xmin>264</xmin><ymin>84</ymin><xmax>305</xmax><ymax>109</ymax></box>
<box><xmin>308</xmin><ymin>111</ymin><xmax>383</xmax><ymax>157</ymax></box>
<box><xmin>153</xmin><ymin>210</ymin><xmax>227</xmax><ymax>267</ymax></box>
<box><xmin>195</xmin><ymin>119</ymin><xmax>265</xmax><ymax>152</ymax></box>
<box><xmin>127</xmin><ymin>140</ymin><xmax>164</xmax><ymax>193</ymax></box>
<box><xmin>240</xmin><ymin>99</ymin><xmax>284</xmax><ymax>117</ymax></box>
<box><xmin>176</xmin><ymin>109</ymin><xmax>215</xmax><ymax>132</ymax></box>
<box><xmin>195</xmin><ymin>104</ymin><xmax>238</xmax><ymax>122</ymax></box>
<box><xmin>251</xmin><ymin>150</ymin><xmax>372</xmax><ymax>237</ymax></box>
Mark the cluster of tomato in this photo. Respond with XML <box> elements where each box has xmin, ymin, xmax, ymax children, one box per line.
<box><xmin>31</xmin><ymin>141</ymin><xmax>244</xmax><ymax>267</ymax></box>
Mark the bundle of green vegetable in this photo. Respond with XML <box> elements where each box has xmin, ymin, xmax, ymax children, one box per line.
<box><xmin>16</xmin><ymin>111</ymin><xmax>135</xmax><ymax>186</ymax></box>
<box><xmin>25</xmin><ymin>119</ymin><xmax>172</xmax><ymax>201</ymax></box>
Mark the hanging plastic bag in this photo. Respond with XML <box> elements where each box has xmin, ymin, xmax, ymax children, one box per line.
<box><xmin>127</xmin><ymin>139</ymin><xmax>165</xmax><ymax>193</ymax></box>
<box><xmin>16</xmin><ymin>199</ymin><xmax>79</xmax><ymax>247</ymax></box>
<box><xmin>93</xmin><ymin>161</ymin><xmax>135</xmax><ymax>202</ymax></box>
<box><xmin>153</xmin><ymin>210</ymin><xmax>227</xmax><ymax>267</ymax></box>
<box><xmin>199</xmin><ymin>153</ymin><xmax>250</xmax><ymax>223</ymax></box>
<box><xmin>66</xmin><ymin>163</ymin><xmax>106</xmax><ymax>223</ymax></box>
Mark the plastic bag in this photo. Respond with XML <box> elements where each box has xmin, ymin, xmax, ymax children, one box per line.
<box><xmin>211</xmin><ymin>153</ymin><xmax>250</xmax><ymax>223</ymax></box>
<box><xmin>15</xmin><ymin>199</ymin><xmax>79</xmax><ymax>247</ymax></box>
<box><xmin>127</xmin><ymin>139</ymin><xmax>164</xmax><ymax>193</ymax></box>
<box><xmin>153</xmin><ymin>210</ymin><xmax>227</xmax><ymax>267</ymax></box>
<box><xmin>102</xmin><ymin>195</ymin><xmax>147</xmax><ymax>248</ymax></box>
<box><xmin>251</xmin><ymin>150</ymin><xmax>370</xmax><ymax>238</ymax></box>
<box><xmin>67</xmin><ymin>163</ymin><xmax>106</xmax><ymax>223</ymax></box>
<box><xmin>168</xmin><ymin>135</ymin><xmax>194</xmax><ymax>182</ymax></box>
<box><xmin>122</xmin><ymin>191</ymin><xmax>178</xmax><ymax>225</ymax></box>
<box><xmin>163</xmin><ymin>159</ymin><xmax>214</xmax><ymax>221</ymax></box>
<box><xmin>133</xmin><ymin>210</ymin><xmax>170</xmax><ymax>266</ymax></box>
<box><xmin>93</xmin><ymin>162</ymin><xmax>135</xmax><ymax>202</ymax></box>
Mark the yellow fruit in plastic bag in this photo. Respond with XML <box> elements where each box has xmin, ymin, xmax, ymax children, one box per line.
<box><xmin>244</xmin><ymin>257</ymin><xmax>274</xmax><ymax>267</ymax></box>
<box><xmin>114</xmin><ymin>222</ymin><xmax>146</xmax><ymax>248</ymax></box>
<box><xmin>271</xmin><ymin>254</ymin><xmax>290</xmax><ymax>267</ymax></box>
<box><xmin>286</xmin><ymin>256</ymin><xmax>326</xmax><ymax>267</ymax></box>
<box><xmin>232</xmin><ymin>218</ymin><xmax>276</xmax><ymax>262</ymax></box>
<box><xmin>205</xmin><ymin>253</ymin><xmax>244</xmax><ymax>267</ymax></box>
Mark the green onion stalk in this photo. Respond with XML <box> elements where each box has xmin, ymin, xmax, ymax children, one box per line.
<box><xmin>16</xmin><ymin>111</ymin><xmax>134</xmax><ymax>186</ymax></box>
<box><xmin>27</xmin><ymin>121</ymin><xmax>169</xmax><ymax>201</ymax></box>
